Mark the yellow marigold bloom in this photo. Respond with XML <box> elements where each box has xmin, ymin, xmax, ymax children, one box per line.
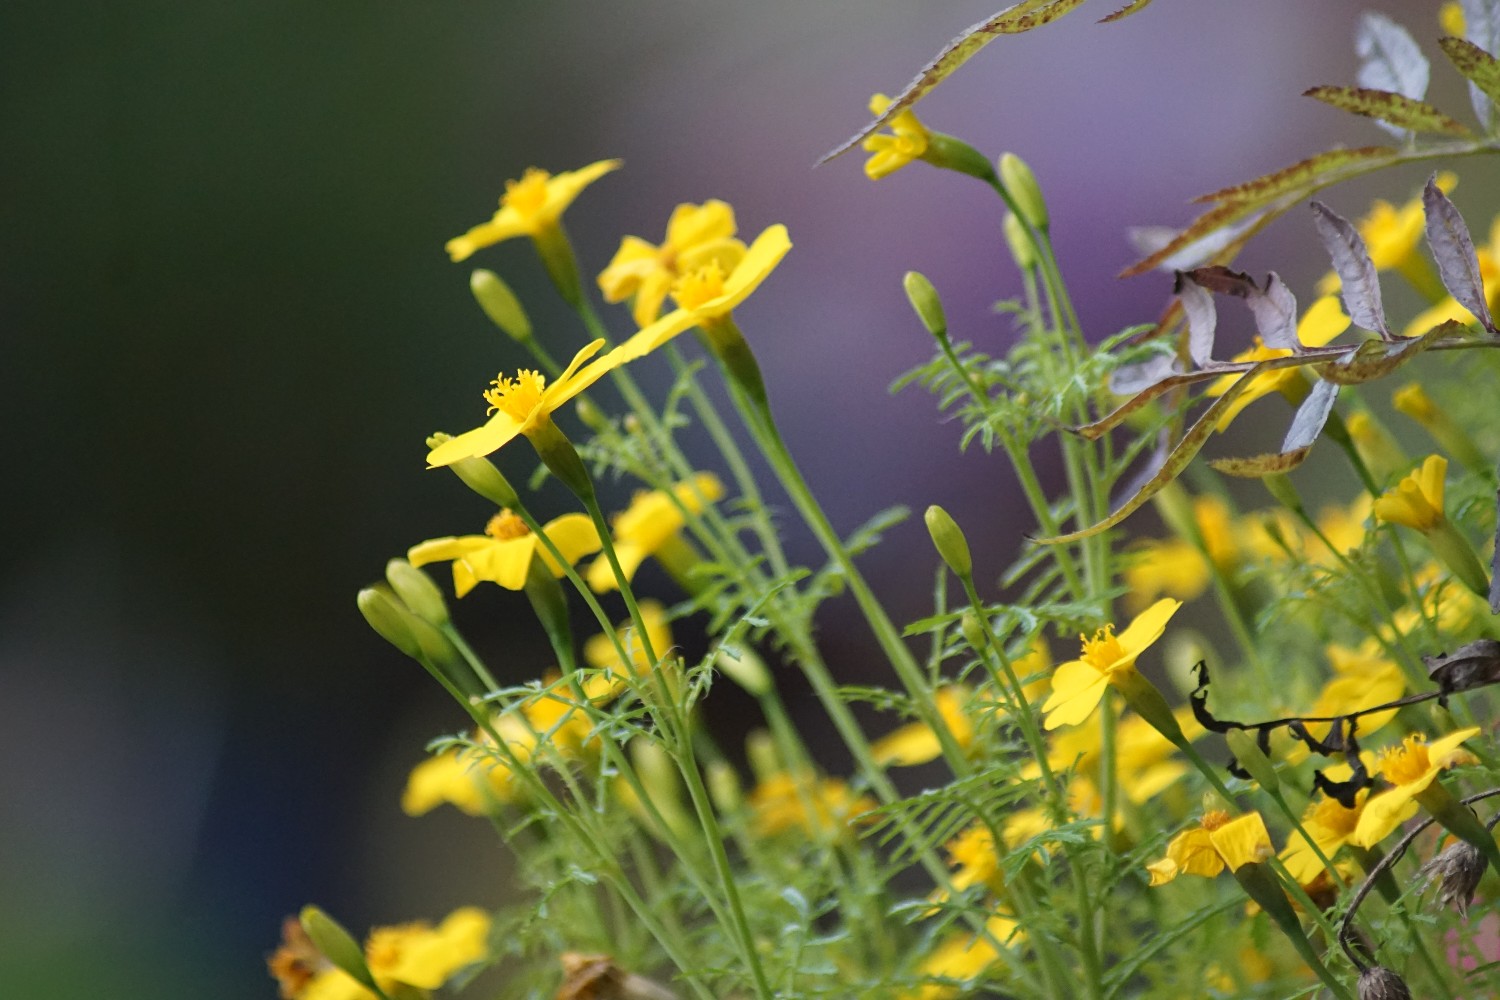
<box><xmin>1147</xmin><ymin>810</ymin><xmax>1274</xmax><ymax>885</ymax></box>
<box><xmin>299</xmin><ymin>907</ymin><xmax>491</xmax><ymax>1000</ymax></box>
<box><xmin>1405</xmin><ymin>214</ymin><xmax>1499</xmax><ymax>335</ymax></box>
<box><xmin>1042</xmin><ymin>706</ymin><xmax>1202</xmax><ymax>805</ymax></box>
<box><xmin>1353</xmin><ymin>728</ymin><xmax>1481</xmax><ymax>847</ymax></box>
<box><xmin>1041</xmin><ymin>598</ymin><xmax>1181</xmax><ymax>730</ymax></box>
<box><xmin>1306</xmin><ymin>642</ymin><xmax>1406</xmax><ymax>741</ymax></box>
<box><xmin>905</xmin><ymin>914</ymin><xmax>1018</xmax><ymax>1000</ymax></box>
<box><xmin>586</xmin><ymin>472</ymin><xmax>725</xmax><ymax>591</ymax></box>
<box><xmin>748</xmin><ymin>770</ymin><xmax>875</xmax><ymax>842</ymax></box>
<box><xmin>402</xmin><ymin>745</ymin><xmax>511</xmax><ymax>817</ymax></box>
<box><xmin>1281</xmin><ymin>785</ymin><xmax>1374</xmax><ymax>884</ymax></box>
<box><xmin>1203</xmin><ymin>295</ymin><xmax>1350</xmax><ymax>429</ymax></box>
<box><xmin>1372</xmin><ymin>454</ymin><xmax>1448</xmax><ymax>532</ymax></box>
<box><xmin>607</xmin><ymin>225</ymin><xmax>792</xmax><ymax>364</ymax></box>
<box><xmin>1441</xmin><ymin>2</ymin><xmax>1466</xmax><ymax>35</ymax></box>
<box><xmin>445</xmin><ymin>160</ymin><xmax>620</xmax><ymax>262</ymax></box>
<box><xmin>426</xmin><ymin>339</ymin><xmax>624</xmax><ymax>468</ymax></box>
<box><xmin>580</xmin><ymin>600</ymin><xmax>673</xmax><ymax>702</ymax></box>
<box><xmin>597</xmin><ymin>200</ymin><xmax>746</xmax><ymax>328</ymax></box>
<box><xmin>1123</xmin><ymin>538</ymin><xmax>1209</xmax><ymax>610</ymax></box>
<box><xmin>862</xmin><ymin>93</ymin><xmax>932</xmax><ymax>181</ymax></box>
<box><xmin>872</xmin><ymin>686</ymin><xmax>977</xmax><ymax>767</ymax></box>
<box><xmin>1013</xmin><ymin>636</ymin><xmax>1052</xmax><ymax>705</ymax></box>
<box><xmin>407</xmin><ymin>510</ymin><xmax>600</xmax><ymax>596</ymax></box>
<box><xmin>1348</xmin><ymin>171</ymin><xmax>1459</xmax><ymax>274</ymax></box>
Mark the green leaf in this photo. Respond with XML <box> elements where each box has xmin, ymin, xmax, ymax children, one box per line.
<box><xmin>1439</xmin><ymin>37</ymin><xmax>1500</xmax><ymax>128</ymax></box>
<box><xmin>818</xmin><ymin>0</ymin><xmax>1091</xmax><ymax>164</ymax></box>
<box><xmin>1303</xmin><ymin>85</ymin><xmax>1472</xmax><ymax>136</ymax></box>
<box><xmin>1191</xmin><ymin>146</ymin><xmax>1398</xmax><ymax>206</ymax></box>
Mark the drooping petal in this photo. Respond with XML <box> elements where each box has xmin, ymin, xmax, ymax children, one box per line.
<box><xmin>427</xmin><ymin>411</ymin><xmax>525</xmax><ymax>467</ymax></box>
<box><xmin>1042</xmin><ymin>660</ymin><xmax>1110</xmax><ymax>730</ymax></box>
<box><xmin>586</xmin><ymin>541</ymin><xmax>650</xmax><ymax>592</ymax></box>
<box><xmin>597</xmin><ymin>236</ymin><xmax>660</xmax><ymax>302</ymax></box>
<box><xmin>461</xmin><ymin>536</ymin><xmax>538</xmax><ymax>591</ymax></box>
<box><xmin>1207</xmin><ymin>812</ymin><xmax>1274</xmax><ymax>871</ymax></box>
<box><xmin>1352</xmin><ymin>785</ymin><xmax>1422</xmax><ymax>847</ymax></box>
<box><xmin>533</xmin><ymin>513</ymin><xmax>602</xmax><ymax>576</ymax></box>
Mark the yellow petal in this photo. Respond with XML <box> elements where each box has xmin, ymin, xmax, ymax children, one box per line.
<box><xmin>1207</xmin><ymin>812</ymin><xmax>1274</xmax><ymax>870</ymax></box>
<box><xmin>1297</xmin><ymin>294</ymin><xmax>1351</xmax><ymax>347</ymax></box>
<box><xmin>1113</xmin><ymin>598</ymin><xmax>1181</xmax><ymax>659</ymax></box>
<box><xmin>534</xmin><ymin>513</ymin><xmax>602</xmax><ymax>576</ymax></box>
<box><xmin>426</xmin><ymin>411</ymin><xmax>524</xmax><ymax>467</ymax></box>
<box><xmin>665</xmin><ymin>199</ymin><xmax>737</xmax><ymax>250</ymax></box>
<box><xmin>407</xmin><ymin>535</ymin><xmax>491</xmax><ymax>567</ymax></box>
<box><xmin>445</xmin><ymin>213</ymin><xmax>527</xmax><ymax>262</ymax></box>
<box><xmin>461</xmin><ymin>536</ymin><xmax>537</xmax><ymax>591</ymax></box>
<box><xmin>1041</xmin><ymin>660</ymin><xmax>1109</xmax><ymax>730</ymax></box>
<box><xmin>386</xmin><ymin>906</ymin><xmax>491</xmax><ymax>988</ymax></box>
<box><xmin>1352</xmin><ymin>785</ymin><xmax>1421</xmax><ymax>847</ymax></box>
<box><xmin>538</xmin><ymin>158</ymin><xmax>622</xmax><ymax>219</ymax></box>
<box><xmin>871</xmin><ymin>720</ymin><xmax>943</xmax><ymax>767</ymax></box>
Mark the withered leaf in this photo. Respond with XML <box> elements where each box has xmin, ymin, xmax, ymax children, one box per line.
<box><xmin>1180</xmin><ymin>265</ymin><xmax>1257</xmax><ymax>297</ymax></box>
<box><xmin>1424</xmin><ymin>640</ymin><xmax>1500</xmax><ymax>694</ymax></box>
<box><xmin>1424</xmin><ymin>175</ymin><xmax>1496</xmax><ymax>332</ymax></box>
<box><xmin>818</xmin><ymin>0</ymin><xmax>1090</xmax><ymax>164</ymax></box>
<box><xmin>1109</xmin><ymin>352</ymin><xmax>1180</xmax><ymax>395</ymax></box>
<box><xmin>1098</xmin><ymin>0</ymin><xmax>1155</xmax><ymax>23</ymax></box>
<box><xmin>1314</xmin><ymin>320</ymin><xmax>1468</xmax><ymax>384</ymax></box>
<box><xmin>1282</xmin><ymin>376</ymin><xmax>1340</xmax><ymax>452</ymax></box>
<box><xmin>1303</xmin><ymin>85</ymin><xmax>1472</xmax><ymax>137</ymax></box>
<box><xmin>1210</xmin><ymin>447</ymin><xmax>1313</xmax><ymax>478</ymax></box>
<box><xmin>1246</xmin><ymin>271</ymin><xmax>1300</xmax><ymax>351</ymax></box>
<box><xmin>1191</xmin><ymin>147</ymin><xmax>1398</xmax><ymax>206</ymax></box>
<box><xmin>1310</xmin><ymin>201</ymin><xmax>1390</xmax><ymax>339</ymax></box>
<box><xmin>1356</xmin><ymin>12</ymin><xmax>1430</xmax><ymax>102</ymax></box>
<box><xmin>1173</xmin><ymin>271</ymin><xmax>1218</xmax><ymax>367</ymax></box>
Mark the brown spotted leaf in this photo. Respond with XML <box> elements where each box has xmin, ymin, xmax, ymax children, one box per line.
<box><xmin>1191</xmin><ymin>147</ymin><xmax>1399</xmax><ymax>206</ymax></box>
<box><xmin>1312</xmin><ymin>321</ymin><xmax>1468</xmax><ymax>384</ymax></box>
<box><xmin>1439</xmin><ymin>37</ymin><xmax>1500</xmax><ymax>129</ymax></box>
<box><xmin>1099</xmin><ymin>0</ymin><xmax>1155</xmax><ymax>23</ymax></box>
<box><xmin>1210</xmin><ymin>377</ymin><xmax>1339</xmax><ymax>478</ymax></box>
<box><xmin>1424</xmin><ymin>175</ymin><xmax>1497</xmax><ymax>332</ymax></box>
<box><xmin>1303</xmin><ymin>85</ymin><xmax>1472</xmax><ymax>136</ymax></box>
<box><xmin>1210</xmin><ymin>448</ymin><xmax>1313</xmax><ymax>477</ymax></box>
<box><xmin>818</xmin><ymin>0</ymin><xmax>1091</xmax><ymax>164</ymax></box>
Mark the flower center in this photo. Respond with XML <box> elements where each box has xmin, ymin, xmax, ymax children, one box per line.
<box><xmin>484</xmin><ymin>510</ymin><xmax>532</xmax><ymax>541</ymax></box>
<box><xmin>1079</xmin><ymin>625</ymin><xmax>1125</xmax><ymax>673</ymax></box>
<box><xmin>1380</xmin><ymin>735</ymin><xmax>1432</xmax><ymax>785</ymax></box>
<box><xmin>501</xmin><ymin>168</ymin><xmax>551</xmax><ymax>217</ymax></box>
<box><xmin>1200</xmin><ymin>809</ymin><xmax>1232</xmax><ymax>832</ymax></box>
<box><xmin>1308</xmin><ymin>795</ymin><xmax>1360</xmax><ymax>835</ymax></box>
<box><xmin>365</xmin><ymin>923</ymin><xmax>426</xmax><ymax>976</ymax></box>
<box><xmin>672</xmin><ymin>262</ymin><xmax>728</xmax><ymax>311</ymax></box>
<box><xmin>483</xmin><ymin>369</ymin><xmax>547</xmax><ymax>421</ymax></box>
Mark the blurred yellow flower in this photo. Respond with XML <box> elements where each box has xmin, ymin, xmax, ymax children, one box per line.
<box><xmin>579</xmin><ymin>600</ymin><xmax>674</xmax><ymax>702</ymax></box>
<box><xmin>1359</xmin><ymin>172</ymin><xmax>1457</xmax><ymax>273</ymax></box>
<box><xmin>1405</xmin><ymin>214</ymin><xmax>1500</xmax><ymax>335</ymax></box>
<box><xmin>1441</xmin><ymin>2</ymin><xmax>1465</xmax><ymax>35</ymax></box>
<box><xmin>1203</xmin><ymin>295</ymin><xmax>1349</xmax><ymax>429</ymax></box>
<box><xmin>1373</xmin><ymin>454</ymin><xmax>1448</xmax><ymax>532</ymax></box>
<box><xmin>598</xmin><ymin>200</ymin><xmax>747</xmax><ymax>328</ymax></box>
<box><xmin>408</xmin><ymin>510</ymin><xmax>600</xmax><ymax>596</ymax></box>
<box><xmin>904</xmin><ymin>915</ymin><xmax>1018</xmax><ymax>1000</ymax></box>
<box><xmin>748</xmin><ymin>770</ymin><xmax>875</xmax><ymax>842</ymax></box>
<box><xmin>1304</xmin><ymin>642</ymin><xmax>1406</xmax><ymax>742</ymax></box>
<box><xmin>586</xmin><ymin>473</ymin><xmax>725</xmax><ymax>591</ymax></box>
<box><xmin>445</xmin><ymin>160</ymin><xmax>620</xmax><ymax>262</ymax></box>
<box><xmin>1353</xmin><ymin>729</ymin><xmax>1480</xmax><ymax>846</ymax></box>
<box><xmin>872</xmin><ymin>686</ymin><xmax>977</xmax><ymax>767</ymax></box>
<box><xmin>298</xmin><ymin>907</ymin><xmax>491</xmax><ymax>1000</ymax></box>
<box><xmin>862</xmin><ymin>93</ymin><xmax>932</xmax><ymax>181</ymax></box>
<box><xmin>1042</xmin><ymin>598</ymin><xmax>1181</xmax><ymax>729</ymax></box>
<box><xmin>1147</xmin><ymin>810</ymin><xmax>1274</xmax><ymax>885</ymax></box>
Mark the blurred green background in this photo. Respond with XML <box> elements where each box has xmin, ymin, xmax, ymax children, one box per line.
<box><xmin>4</xmin><ymin>1</ymin><xmax>1485</xmax><ymax>996</ymax></box>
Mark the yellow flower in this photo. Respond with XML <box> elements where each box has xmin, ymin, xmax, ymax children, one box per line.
<box><xmin>597</xmin><ymin>200</ymin><xmax>747</xmax><ymax>328</ymax></box>
<box><xmin>585</xmin><ymin>473</ymin><xmax>725</xmax><ymax>591</ymax></box>
<box><xmin>1360</xmin><ymin>174</ymin><xmax>1457</xmax><ymax>272</ymax></box>
<box><xmin>1372</xmin><ymin>454</ymin><xmax>1448</xmax><ymax>532</ymax></box>
<box><xmin>904</xmin><ymin>914</ymin><xmax>1017</xmax><ymax>1000</ymax></box>
<box><xmin>1012</xmin><ymin>636</ymin><xmax>1053</xmax><ymax>705</ymax></box>
<box><xmin>1041</xmin><ymin>598</ymin><xmax>1181</xmax><ymax>730</ymax></box>
<box><xmin>1353</xmin><ymin>729</ymin><xmax>1481</xmax><ymax>846</ymax></box>
<box><xmin>1280</xmin><ymin>785</ymin><xmax>1373</xmax><ymax>884</ymax></box>
<box><xmin>872</xmin><ymin>686</ymin><xmax>978</xmax><ymax>767</ymax></box>
<box><xmin>445</xmin><ymin>160</ymin><xmax>620</xmax><ymax>262</ymax></box>
<box><xmin>579</xmin><ymin>600</ymin><xmax>673</xmax><ymax>701</ymax></box>
<box><xmin>1284</xmin><ymin>642</ymin><xmax>1407</xmax><ymax>754</ymax></box>
<box><xmin>1441</xmin><ymin>2</ymin><xmax>1466</xmax><ymax>35</ymax></box>
<box><xmin>1405</xmin><ymin>214</ymin><xmax>1500</xmax><ymax>336</ymax></box>
<box><xmin>1147</xmin><ymin>810</ymin><xmax>1274</xmax><ymax>885</ymax></box>
<box><xmin>1123</xmin><ymin>538</ymin><xmax>1209</xmax><ymax>610</ymax></box>
<box><xmin>407</xmin><ymin>510</ymin><xmax>600</xmax><ymax>596</ymax></box>
<box><xmin>862</xmin><ymin>93</ymin><xmax>932</xmax><ymax>181</ymax></box>
<box><xmin>299</xmin><ymin>907</ymin><xmax>491</xmax><ymax>1000</ymax></box>
<box><xmin>747</xmin><ymin>770</ymin><xmax>875</xmax><ymax>842</ymax></box>
<box><xmin>1203</xmin><ymin>295</ymin><xmax>1350</xmax><ymax>429</ymax></box>
<box><xmin>607</xmin><ymin>224</ymin><xmax>792</xmax><ymax>364</ymax></box>
<box><xmin>426</xmin><ymin>339</ymin><xmax>623</xmax><ymax>468</ymax></box>
<box><xmin>1042</xmin><ymin>706</ymin><xmax>1202</xmax><ymax>806</ymax></box>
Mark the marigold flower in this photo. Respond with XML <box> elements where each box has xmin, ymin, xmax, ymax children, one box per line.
<box><xmin>747</xmin><ymin>770</ymin><xmax>875</xmax><ymax>842</ymax></box>
<box><xmin>1042</xmin><ymin>598</ymin><xmax>1181</xmax><ymax>730</ymax></box>
<box><xmin>1203</xmin><ymin>295</ymin><xmax>1350</xmax><ymax>429</ymax></box>
<box><xmin>580</xmin><ymin>600</ymin><xmax>673</xmax><ymax>702</ymax></box>
<box><xmin>862</xmin><ymin>93</ymin><xmax>932</xmax><ymax>180</ymax></box>
<box><xmin>1303</xmin><ymin>642</ymin><xmax>1406</xmax><ymax>742</ymax></box>
<box><xmin>598</xmin><ymin>200</ymin><xmax>747</xmax><ymax>328</ymax></box>
<box><xmin>905</xmin><ymin>914</ymin><xmax>1018</xmax><ymax>1000</ymax></box>
<box><xmin>607</xmin><ymin>225</ymin><xmax>792</xmax><ymax>364</ymax></box>
<box><xmin>1441</xmin><ymin>2</ymin><xmax>1466</xmax><ymax>35</ymax></box>
<box><xmin>1147</xmin><ymin>810</ymin><xmax>1274</xmax><ymax>885</ymax></box>
<box><xmin>445</xmin><ymin>160</ymin><xmax>620</xmax><ymax>262</ymax></box>
<box><xmin>296</xmin><ymin>907</ymin><xmax>491</xmax><ymax>1000</ymax></box>
<box><xmin>1352</xmin><ymin>728</ymin><xmax>1480</xmax><ymax>847</ymax></box>
<box><xmin>1359</xmin><ymin>172</ymin><xmax>1457</xmax><ymax>273</ymax></box>
<box><xmin>426</xmin><ymin>338</ymin><xmax>622</xmax><ymax>468</ymax></box>
<box><xmin>872</xmin><ymin>686</ymin><xmax>978</xmax><ymax>767</ymax></box>
<box><xmin>1404</xmin><ymin>215</ymin><xmax>1498</xmax><ymax>334</ymax></box>
<box><xmin>407</xmin><ymin>510</ymin><xmax>600</xmax><ymax>596</ymax></box>
<box><xmin>1280</xmin><ymin>782</ymin><xmax>1376</xmax><ymax>884</ymax></box>
<box><xmin>1372</xmin><ymin>454</ymin><xmax>1448</xmax><ymax>532</ymax></box>
<box><xmin>585</xmin><ymin>473</ymin><xmax>724</xmax><ymax>591</ymax></box>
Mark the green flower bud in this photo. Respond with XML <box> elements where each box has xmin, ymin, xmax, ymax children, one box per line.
<box><xmin>706</xmin><ymin>759</ymin><xmax>743</xmax><ymax>814</ymax></box>
<box><xmin>575</xmin><ymin>397</ymin><xmax>611</xmax><ymax>433</ymax></box>
<box><xmin>385</xmin><ymin>559</ymin><xmax>449</xmax><ymax>627</ymax></box>
<box><xmin>1002</xmin><ymin>213</ymin><xmax>1037</xmax><ymax>271</ymax></box>
<box><xmin>902</xmin><ymin>271</ymin><xmax>947</xmax><ymax>338</ymax></box>
<box><xmin>715</xmin><ymin>644</ymin><xmax>772</xmax><ymax>697</ymax></box>
<box><xmin>960</xmin><ymin>611</ymin><xmax>988</xmax><ymax>652</ymax></box>
<box><xmin>999</xmin><ymin>153</ymin><xmax>1048</xmax><ymax>232</ymax></box>
<box><xmin>925</xmin><ymin>505</ymin><xmax>972</xmax><ymax>578</ymax></box>
<box><xmin>357</xmin><ymin>585</ymin><xmax>422</xmax><ymax>659</ymax></box>
<box><xmin>469</xmin><ymin>269</ymin><xmax>532</xmax><ymax>342</ymax></box>
<box><xmin>299</xmin><ymin>906</ymin><xmax>379</xmax><ymax>994</ymax></box>
<box><xmin>425</xmin><ymin>434</ymin><xmax>520</xmax><ymax>509</ymax></box>
<box><xmin>745</xmin><ymin>729</ymin><xmax>780</xmax><ymax>784</ymax></box>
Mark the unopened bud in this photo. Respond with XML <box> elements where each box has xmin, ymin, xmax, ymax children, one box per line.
<box><xmin>357</xmin><ymin>585</ymin><xmax>422</xmax><ymax>659</ymax></box>
<box><xmin>1224</xmin><ymin>729</ymin><xmax>1279</xmax><ymax>793</ymax></box>
<box><xmin>1357</xmin><ymin>965</ymin><xmax>1412</xmax><ymax>1000</ymax></box>
<box><xmin>960</xmin><ymin>611</ymin><xmax>988</xmax><ymax>652</ymax></box>
<box><xmin>1418</xmin><ymin>841</ymin><xmax>1486</xmax><ymax>917</ymax></box>
<box><xmin>1344</xmin><ymin>411</ymin><xmax>1408</xmax><ymax>487</ymax></box>
<box><xmin>425</xmin><ymin>434</ymin><xmax>520</xmax><ymax>509</ymax></box>
<box><xmin>575</xmin><ymin>397</ymin><xmax>611</xmax><ymax>433</ymax></box>
<box><xmin>469</xmin><ymin>269</ymin><xmax>532</xmax><ymax>341</ymax></box>
<box><xmin>707</xmin><ymin>759</ymin><xmax>742</xmax><ymax>815</ymax></box>
<box><xmin>1002</xmin><ymin>212</ymin><xmax>1037</xmax><ymax>271</ymax></box>
<box><xmin>903</xmin><ymin>271</ymin><xmax>947</xmax><ymax>338</ymax></box>
<box><xmin>999</xmin><ymin>152</ymin><xmax>1048</xmax><ymax>232</ymax></box>
<box><xmin>715</xmin><ymin>644</ymin><xmax>772</xmax><ymax>696</ymax></box>
<box><xmin>745</xmin><ymin>730</ymin><xmax>780</xmax><ymax>783</ymax></box>
<box><xmin>299</xmin><ymin>906</ymin><xmax>378</xmax><ymax>994</ymax></box>
<box><xmin>385</xmin><ymin>559</ymin><xmax>449</xmax><ymax>627</ymax></box>
<box><xmin>925</xmin><ymin>505</ymin><xmax>972</xmax><ymax>578</ymax></box>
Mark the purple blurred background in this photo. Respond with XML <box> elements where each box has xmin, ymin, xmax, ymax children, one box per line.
<box><xmin>4</xmin><ymin>1</ymin><xmax>1487</xmax><ymax>995</ymax></box>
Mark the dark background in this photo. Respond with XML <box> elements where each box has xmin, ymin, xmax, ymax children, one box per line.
<box><xmin>4</xmin><ymin>2</ymin><xmax>1486</xmax><ymax>996</ymax></box>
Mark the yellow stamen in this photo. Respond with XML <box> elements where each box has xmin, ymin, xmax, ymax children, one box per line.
<box><xmin>1080</xmin><ymin>626</ymin><xmax>1125</xmax><ymax>671</ymax></box>
<box><xmin>1379</xmin><ymin>735</ymin><xmax>1432</xmax><ymax>785</ymax></box>
<box><xmin>483</xmin><ymin>369</ymin><xmax>546</xmax><ymax>421</ymax></box>
<box><xmin>501</xmin><ymin>168</ymin><xmax>551</xmax><ymax>217</ymax></box>
<box><xmin>1200</xmin><ymin>809</ymin><xmax>1232</xmax><ymax>832</ymax></box>
<box><xmin>484</xmin><ymin>510</ymin><xmax>532</xmax><ymax>541</ymax></box>
<box><xmin>672</xmin><ymin>262</ymin><xmax>728</xmax><ymax>310</ymax></box>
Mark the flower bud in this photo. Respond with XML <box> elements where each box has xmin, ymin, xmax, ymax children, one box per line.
<box><xmin>707</xmin><ymin>759</ymin><xmax>743</xmax><ymax>815</ymax></box>
<box><xmin>715</xmin><ymin>644</ymin><xmax>772</xmax><ymax>697</ymax></box>
<box><xmin>1224</xmin><ymin>729</ymin><xmax>1278</xmax><ymax>794</ymax></box>
<box><xmin>1344</xmin><ymin>411</ymin><xmax>1408</xmax><ymax>487</ymax></box>
<box><xmin>575</xmin><ymin>397</ymin><xmax>611</xmax><ymax>433</ymax></box>
<box><xmin>1418</xmin><ymin>841</ymin><xmax>1486</xmax><ymax>917</ymax></box>
<box><xmin>469</xmin><ymin>269</ymin><xmax>532</xmax><ymax>341</ymax></box>
<box><xmin>999</xmin><ymin>152</ymin><xmax>1048</xmax><ymax>232</ymax></box>
<box><xmin>385</xmin><ymin>558</ymin><xmax>449</xmax><ymax>627</ymax></box>
<box><xmin>425</xmin><ymin>434</ymin><xmax>521</xmax><ymax>509</ymax></box>
<box><xmin>745</xmin><ymin>729</ymin><xmax>780</xmax><ymax>784</ymax></box>
<box><xmin>1357</xmin><ymin>966</ymin><xmax>1412</xmax><ymax>1000</ymax></box>
<box><xmin>925</xmin><ymin>505</ymin><xmax>972</xmax><ymax>578</ymax></box>
<box><xmin>357</xmin><ymin>585</ymin><xmax>422</xmax><ymax>659</ymax></box>
<box><xmin>903</xmin><ymin>271</ymin><xmax>947</xmax><ymax>338</ymax></box>
<box><xmin>299</xmin><ymin>906</ymin><xmax>379</xmax><ymax>994</ymax></box>
<box><xmin>960</xmin><ymin>611</ymin><xmax>988</xmax><ymax>652</ymax></box>
<box><xmin>1002</xmin><ymin>212</ymin><xmax>1037</xmax><ymax>271</ymax></box>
